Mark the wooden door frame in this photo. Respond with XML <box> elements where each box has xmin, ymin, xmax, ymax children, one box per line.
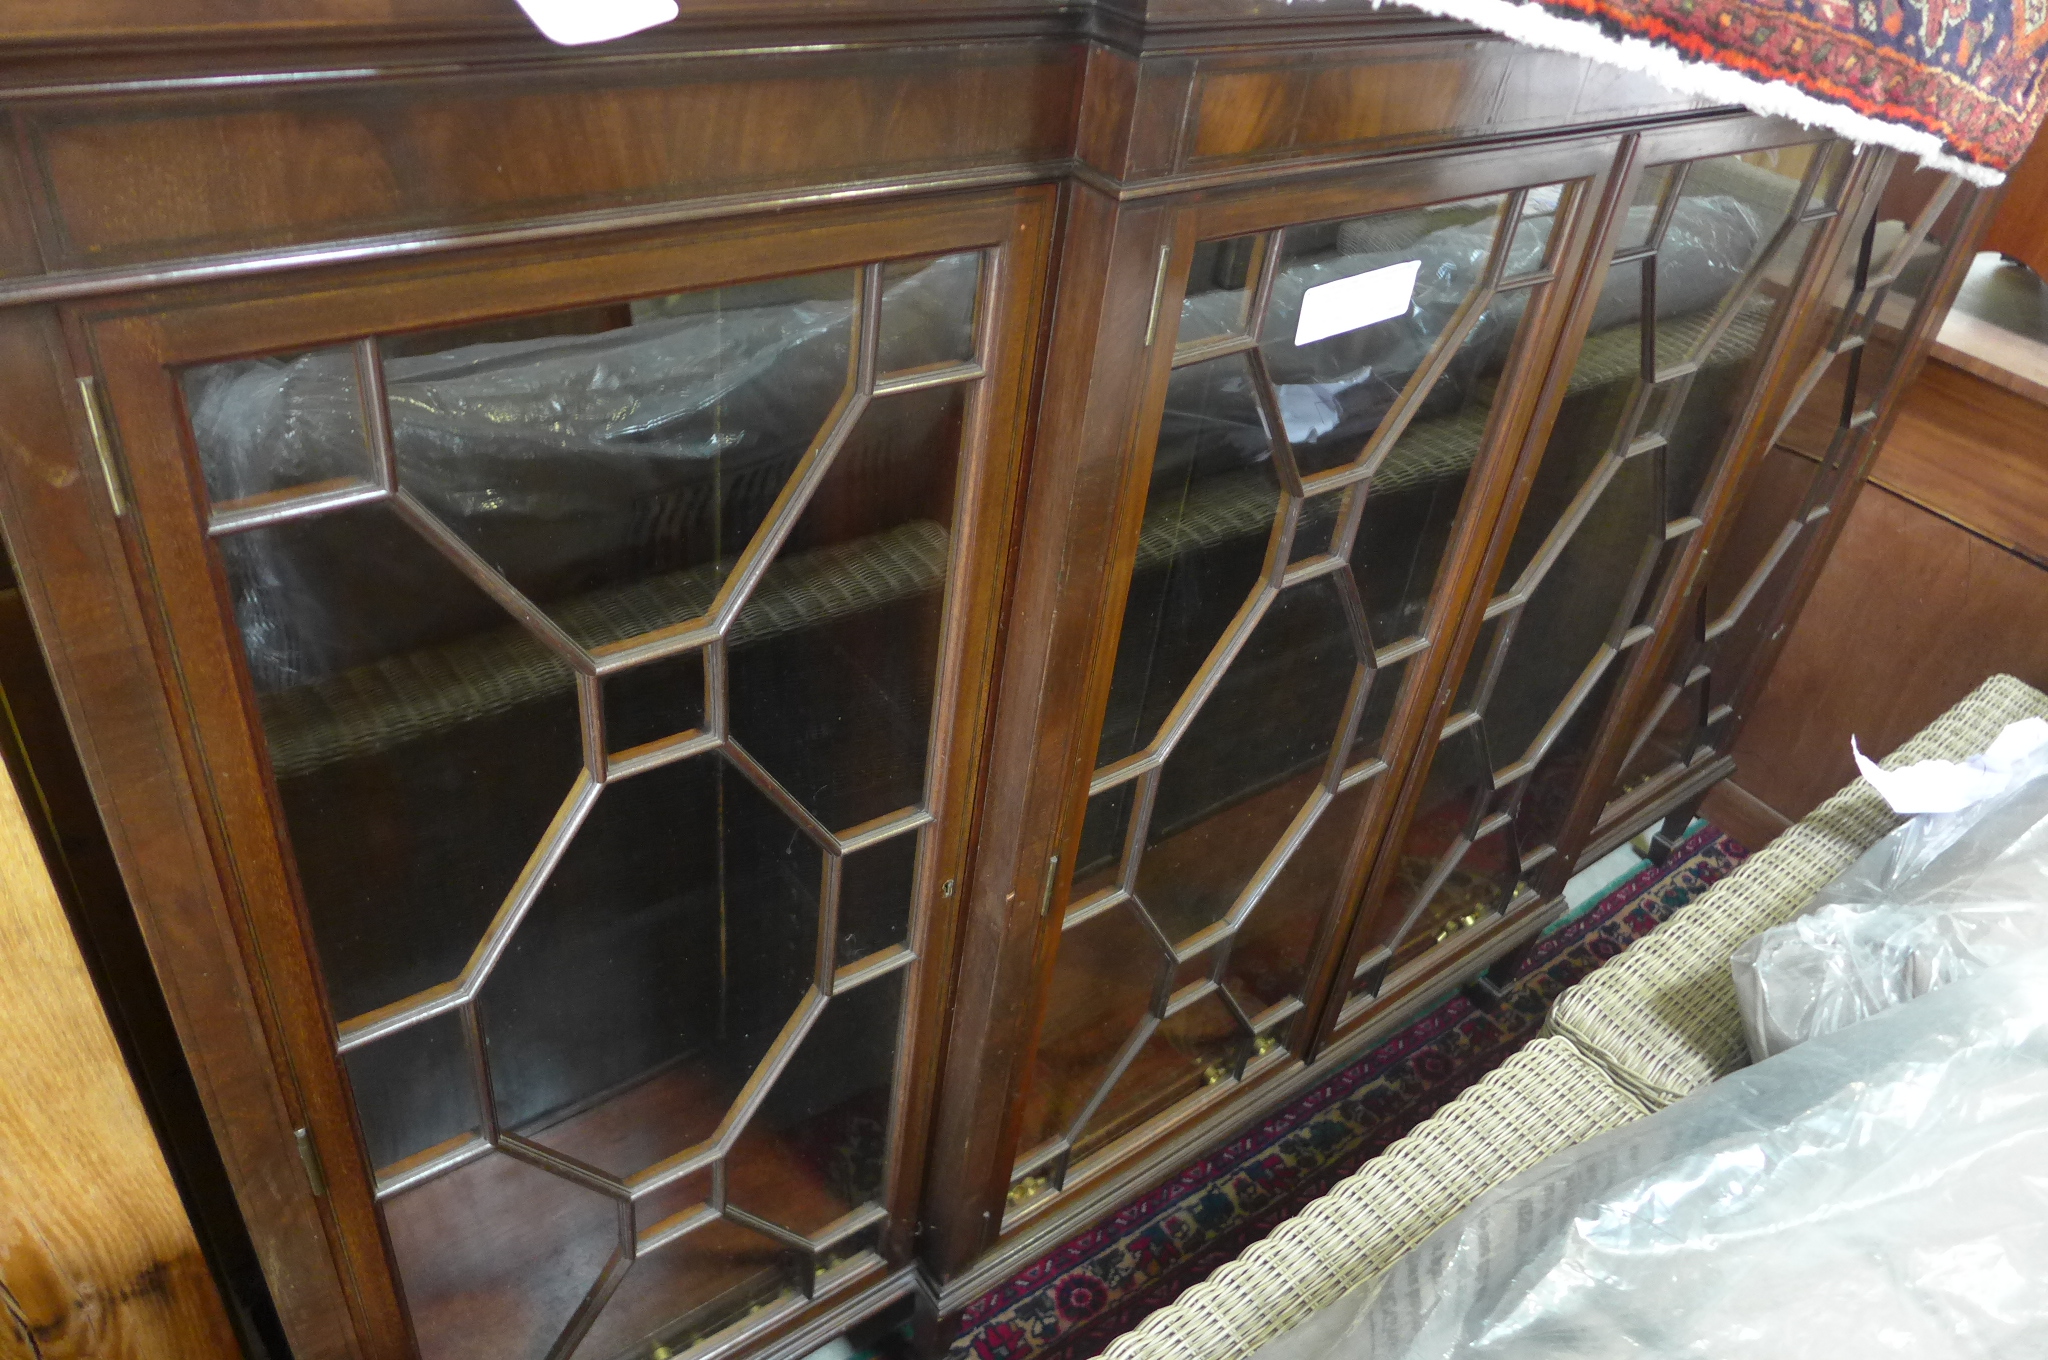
<box><xmin>1308</xmin><ymin>113</ymin><xmax>1866</xmax><ymax>1055</ymax></box>
<box><xmin>923</xmin><ymin>128</ymin><xmax>1632</xmax><ymax>1291</ymax></box>
<box><xmin>53</xmin><ymin>183</ymin><xmax>1056</xmax><ymax>1360</ymax></box>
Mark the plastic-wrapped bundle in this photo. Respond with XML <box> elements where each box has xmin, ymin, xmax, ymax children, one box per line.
<box><xmin>191</xmin><ymin>255</ymin><xmax>975</xmax><ymax>691</ymax></box>
<box><xmin>1243</xmin><ymin>947</ymin><xmax>2048</xmax><ymax>1360</ymax></box>
<box><xmin>1157</xmin><ymin>192</ymin><xmax>1765</xmax><ymax>470</ymax></box>
<box><xmin>1731</xmin><ymin>721</ymin><xmax>2048</xmax><ymax>1061</ymax></box>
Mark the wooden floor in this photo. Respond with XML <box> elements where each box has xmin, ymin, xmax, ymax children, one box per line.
<box><xmin>0</xmin><ymin>736</ymin><xmax>237</xmax><ymax>1357</ymax></box>
<box><xmin>1707</xmin><ymin>264</ymin><xmax>2048</xmax><ymax>847</ymax></box>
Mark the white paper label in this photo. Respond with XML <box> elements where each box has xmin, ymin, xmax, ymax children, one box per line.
<box><xmin>1852</xmin><ymin>716</ymin><xmax>2048</xmax><ymax>815</ymax></box>
<box><xmin>514</xmin><ymin>0</ymin><xmax>678</xmax><ymax>45</ymax></box>
<box><xmin>1294</xmin><ymin>259</ymin><xmax>1420</xmax><ymax>347</ymax></box>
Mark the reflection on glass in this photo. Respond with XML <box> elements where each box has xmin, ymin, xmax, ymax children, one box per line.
<box><xmin>728</xmin><ymin>382</ymin><xmax>961</xmax><ymax>833</ymax></box>
<box><xmin>1024</xmin><ymin>184</ymin><xmax>1560</xmax><ymax>1179</ymax></box>
<box><xmin>1136</xmin><ymin>575</ymin><xmax>1363</xmax><ymax>945</ymax></box>
<box><xmin>1290</xmin><ymin>493</ymin><xmax>1345</xmax><ymax>563</ymax></box>
<box><xmin>190</xmin><ymin>254</ymin><xmax>984</xmax><ymax>1356</ymax></box>
<box><xmin>838</xmin><ymin>831</ymin><xmax>919</xmax><ymax>965</ymax></box>
<box><xmin>1224</xmin><ymin>781</ymin><xmax>1369</xmax><ymax>1016</ymax></box>
<box><xmin>1076</xmin><ymin>993</ymin><xmax>1246</xmax><ymax>1160</ymax></box>
<box><xmin>726</xmin><ymin>972</ymin><xmax>902</xmax><ymax>1237</ymax></box>
<box><xmin>1261</xmin><ymin>194</ymin><xmax>1508</xmax><ymax>478</ymax></box>
<box><xmin>1017</xmin><ymin>900</ymin><xmax>1159</xmax><ymax>1158</ymax></box>
<box><xmin>1072</xmin><ymin>782</ymin><xmax>1136</xmax><ymax>903</ymax></box>
<box><xmin>1097</xmin><ymin>353</ymin><xmax>1280</xmax><ymax>768</ymax></box>
<box><xmin>479</xmin><ymin>755</ymin><xmax>821</xmax><ymax>1179</ymax></box>
<box><xmin>183</xmin><ymin>344</ymin><xmax>372</xmax><ymax>508</ymax></box>
<box><xmin>604</xmin><ymin>649</ymin><xmax>707</xmax><ymax>752</ymax></box>
<box><xmin>220</xmin><ymin>502</ymin><xmax>585</xmax><ymax>1020</ymax></box>
<box><xmin>383</xmin><ymin>272</ymin><xmax>859</xmax><ymax>651</ymax></box>
<box><xmin>1177</xmin><ymin>235</ymin><xmax>1264</xmax><ymax>349</ymax></box>
<box><xmin>1506</xmin><ymin>183</ymin><xmax>1571</xmax><ymax>277</ymax></box>
<box><xmin>1345</xmin><ymin>652</ymin><xmax>1412</xmax><ymax>771</ymax></box>
<box><xmin>342</xmin><ymin>1011</ymin><xmax>479</xmax><ymax>1175</ymax></box>
<box><xmin>1385</xmin><ymin>725</ymin><xmax>1515</xmax><ymax>972</ymax></box>
<box><xmin>1380</xmin><ymin>142</ymin><xmax>1833</xmax><ymax>973</ymax></box>
<box><xmin>1602</xmin><ymin>152</ymin><xmax>1963</xmax><ymax>825</ymax></box>
<box><xmin>879</xmin><ymin>252</ymin><xmax>981</xmax><ymax>373</ymax></box>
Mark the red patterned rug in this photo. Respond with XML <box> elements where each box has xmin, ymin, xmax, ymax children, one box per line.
<box><xmin>946</xmin><ymin>825</ymin><xmax>1749</xmax><ymax>1360</ymax></box>
<box><xmin>1410</xmin><ymin>0</ymin><xmax>2048</xmax><ymax>182</ymax></box>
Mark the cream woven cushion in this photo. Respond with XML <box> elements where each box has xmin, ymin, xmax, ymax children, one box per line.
<box><xmin>1548</xmin><ymin>673</ymin><xmax>2048</xmax><ymax>1107</ymax></box>
<box><xmin>1097</xmin><ymin>1037</ymin><xmax>1649</xmax><ymax>1360</ymax></box>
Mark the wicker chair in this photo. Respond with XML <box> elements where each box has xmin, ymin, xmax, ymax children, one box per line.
<box><xmin>1099</xmin><ymin>673</ymin><xmax>2048</xmax><ymax>1360</ymax></box>
<box><xmin>1547</xmin><ymin>673</ymin><xmax>2048</xmax><ymax>1106</ymax></box>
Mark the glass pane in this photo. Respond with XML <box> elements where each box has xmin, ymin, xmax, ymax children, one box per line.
<box><xmin>1344</xmin><ymin>652</ymin><xmax>1411</xmax><ymax>772</ymax></box>
<box><xmin>1071</xmin><ymin>781</ymin><xmax>1136</xmax><ymax>904</ymax></box>
<box><xmin>1486</xmin><ymin>452</ymin><xmax>1656</xmax><ymax>774</ymax></box>
<box><xmin>879</xmin><ymin>252</ymin><xmax>981</xmax><ymax>373</ymax></box>
<box><xmin>1615</xmin><ymin>164</ymin><xmax>1675</xmax><ymax>253</ymax></box>
<box><xmin>1177</xmin><ymin>234</ymin><xmax>1264</xmax><ymax>349</ymax></box>
<box><xmin>1290</xmin><ymin>492</ymin><xmax>1345</xmax><ymax>563</ymax></box>
<box><xmin>1385</xmin><ymin>725</ymin><xmax>1511</xmax><ymax>971</ymax></box>
<box><xmin>1515</xmin><ymin>662</ymin><xmax>1622</xmax><ymax>849</ymax></box>
<box><xmin>382</xmin><ymin>270</ymin><xmax>858</xmax><ymax>651</ymax></box>
<box><xmin>1099</xmin><ymin>353</ymin><xmax>1281</xmax><ymax>767</ymax></box>
<box><xmin>196</xmin><ymin>251</ymin><xmax>972</xmax><ymax>1360</ymax></box>
<box><xmin>569</xmin><ymin>1217</ymin><xmax>799</xmax><ymax>1360</ymax></box>
<box><xmin>383</xmin><ymin>1148</ymin><xmax>616</xmax><ymax>1360</ymax></box>
<box><xmin>220</xmin><ymin>502</ymin><xmax>584</xmax><ymax>1022</ymax></box>
<box><xmin>1135</xmin><ymin>575</ymin><xmax>1364</xmax><ymax>945</ymax></box>
<box><xmin>1017</xmin><ymin>900</ymin><xmax>1160</xmax><ymax>1159</ymax></box>
<box><xmin>1610</xmin><ymin>671</ymin><xmax>1706</xmax><ymax>808</ymax></box>
<box><xmin>480</xmin><ymin>754</ymin><xmax>821</xmax><ymax>1179</ymax></box>
<box><xmin>1506</xmin><ymin>183</ymin><xmax>1570</xmax><ymax>277</ymax></box>
<box><xmin>1074</xmin><ymin>991</ymin><xmax>1249</xmax><ymax>1162</ymax></box>
<box><xmin>183</xmin><ymin>344</ymin><xmax>373</xmax><ymax>508</ymax></box>
<box><xmin>1351</xmin><ymin>354</ymin><xmax>1494</xmax><ymax>649</ymax></box>
<box><xmin>603</xmin><ymin>648</ymin><xmax>707</xmax><ymax>753</ymax></box>
<box><xmin>1223</xmin><ymin>780</ymin><xmax>1370</xmax><ymax>1016</ymax></box>
<box><xmin>726</xmin><ymin>970</ymin><xmax>902</xmax><ymax>1238</ymax></box>
<box><xmin>837</xmin><ymin>830</ymin><xmax>918</xmax><ymax>965</ymax></box>
<box><xmin>727</xmin><ymin>382</ymin><xmax>963</xmax><ymax>833</ymax></box>
<box><xmin>343</xmin><ymin>1011</ymin><xmax>480</xmax><ymax>1176</ymax></box>
<box><xmin>1261</xmin><ymin>195</ymin><xmax>1509</xmax><ymax>477</ymax></box>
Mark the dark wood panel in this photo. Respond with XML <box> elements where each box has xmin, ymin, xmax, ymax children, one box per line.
<box><xmin>1870</xmin><ymin>358</ymin><xmax>2048</xmax><ymax>566</ymax></box>
<box><xmin>1700</xmin><ymin>777</ymin><xmax>1789</xmax><ymax>853</ymax></box>
<box><xmin>1731</xmin><ymin>483</ymin><xmax>2048</xmax><ymax>823</ymax></box>
<box><xmin>26</xmin><ymin>46</ymin><xmax>1080</xmax><ymax>267</ymax></box>
<box><xmin>1178</xmin><ymin>39</ymin><xmax>1707</xmax><ymax>173</ymax></box>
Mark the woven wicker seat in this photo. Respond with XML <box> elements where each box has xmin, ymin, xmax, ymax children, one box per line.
<box><xmin>1547</xmin><ymin>673</ymin><xmax>2048</xmax><ymax>1107</ymax></box>
<box><xmin>1097</xmin><ymin>1038</ymin><xmax>1648</xmax><ymax>1360</ymax></box>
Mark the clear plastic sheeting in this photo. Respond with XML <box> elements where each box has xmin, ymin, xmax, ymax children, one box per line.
<box><xmin>1161</xmin><ymin>192</ymin><xmax>1765</xmax><ymax>468</ymax></box>
<box><xmin>1733</xmin><ymin>720</ymin><xmax>2048</xmax><ymax>1061</ymax></box>
<box><xmin>1245</xmin><ymin>947</ymin><xmax>2048</xmax><ymax>1360</ymax></box>
<box><xmin>186</xmin><ymin>254</ymin><xmax>978</xmax><ymax>691</ymax></box>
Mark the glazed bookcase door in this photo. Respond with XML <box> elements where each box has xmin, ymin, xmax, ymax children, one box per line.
<box><xmin>79</xmin><ymin>190</ymin><xmax>1049</xmax><ymax>1360</ymax></box>
<box><xmin>1600</xmin><ymin>156</ymin><xmax>1974</xmax><ymax>825</ymax></box>
<box><xmin>1005</xmin><ymin>150</ymin><xmax>1610</xmax><ymax>1214</ymax></box>
<box><xmin>1323</xmin><ymin>126</ymin><xmax>1857</xmax><ymax>1029</ymax></box>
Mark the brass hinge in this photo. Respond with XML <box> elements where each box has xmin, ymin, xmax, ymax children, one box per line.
<box><xmin>295</xmin><ymin>1126</ymin><xmax>328</xmax><ymax>1197</ymax></box>
<box><xmin>1037</xmin><ymin>853</ymin><xmax>1061</xmax><ymax>919</ymax></box>
<box><xmin>1143</xmin><ymin>245</ymin><xmax>1172</xmax><ymax>347</ymax></box>
<box><xmin>76</xmin><ymin>376</ymin><xmax>126</xmax><ymax>517</ymax></box>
